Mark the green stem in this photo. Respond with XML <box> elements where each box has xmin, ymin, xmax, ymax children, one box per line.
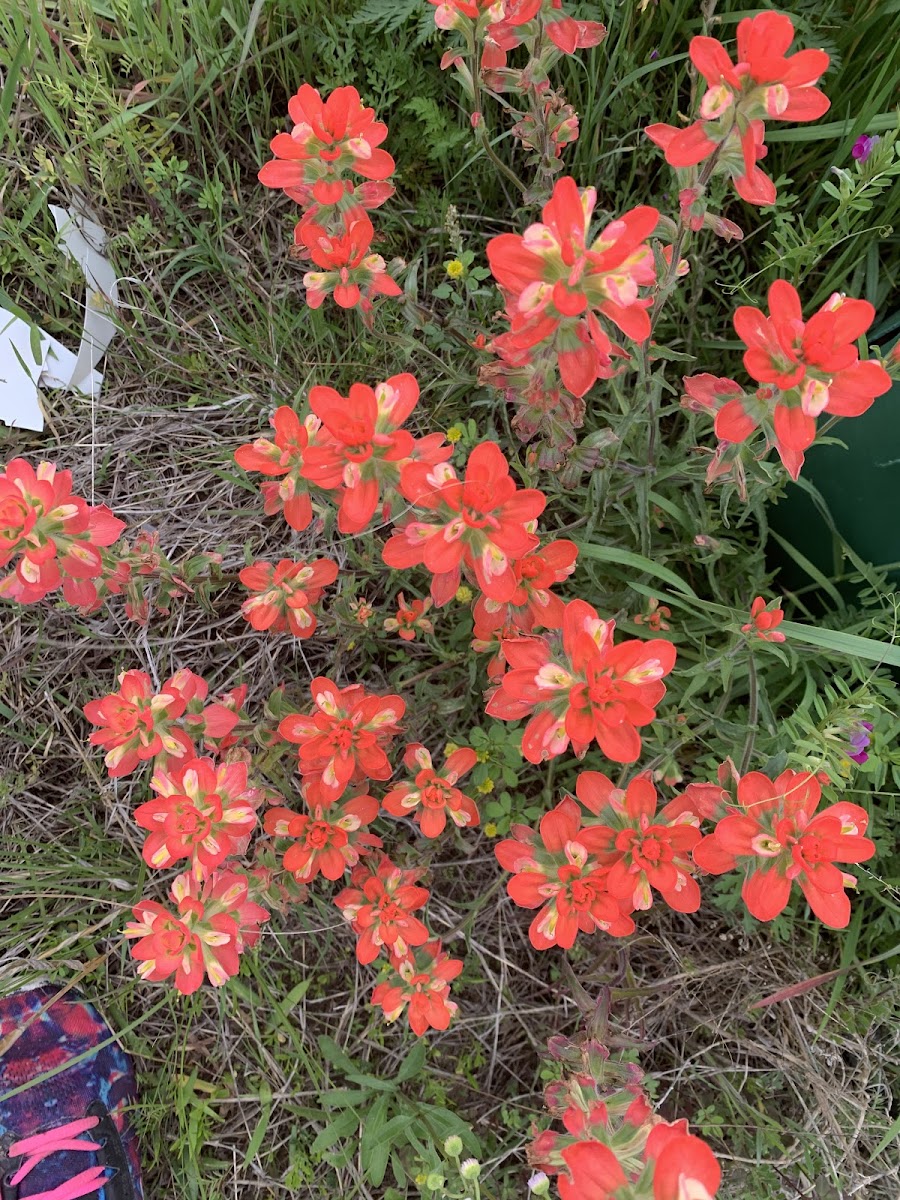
<box><xmin>739</xmin><ymin>654</ymin><xmax>759</xmax><ymax>774</ymax></box>
<box><xmin>470</xmin><ymin>42</ymin><xmax>528</xmax><ymax>197</ymax></box>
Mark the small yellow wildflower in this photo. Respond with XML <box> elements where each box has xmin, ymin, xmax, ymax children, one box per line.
<box><xmin>476</xmin><ymin>778</ymin><xmax>495</xmax><ymax>794</ymax></box>
<box><xmin>484</xmin><ymin>821</ymin><xmax>498</xmax><ymax>838</ymax></box>
<box><xmin>445</xmin><ymin>258</ymin><xmax>465</xmax><ymax>279</ymax></box>
<box><xmin>446</xmin><ymin>424</ymin><xmax>464</xmax><ymax>443</ymax></box>
<box><xmin>475</xmin><ymin>749</ymin><xmax>490</xmax><ymax>763</ymax></box>
<box><xmin>455</xmin><ymin>585</ymin><xmax>473</xmax><ymax>603</ymax></box>
<box><xmin>444</xmin><ymin>741</ymin><xmax>460</xmax><ymax>758</ymax></box>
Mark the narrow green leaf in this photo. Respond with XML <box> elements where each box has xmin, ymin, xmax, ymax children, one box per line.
<box><xmin>241</xmin><ymin>1080</ymin><xmax>272</xmax><ymax>1167</ymax></box>
<box><xmin>768</xmin><ymin>530</ymin><xmax>845</xmax><ymax>610</ymax></box>
<box><xmin>779</xmin><ymin>621</ymin><xmax>900</xmax><ymax>667</ymax></box>
<box><xmin>0</xmin><ymin>36</ymin><xmax>27</xmax><ymax>144</ymax></box>
<box><xmin>765</xmin><ymin>112</ymin><xmax>898</xmax><ymax>142</ymax></box>
<box><xmin>574</xmin><ymin>541</ymin><xmax>699</xmax><ymax>597</ymax></box>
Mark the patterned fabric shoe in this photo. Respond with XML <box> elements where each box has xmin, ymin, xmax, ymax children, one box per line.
<box><xmin>0</xmin><ymin>985</ymin><xmax>143</xmax><ymax>1199</ymax></box>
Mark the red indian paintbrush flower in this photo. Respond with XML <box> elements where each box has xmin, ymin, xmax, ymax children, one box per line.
<box><xmin>725</xmin><ymin>281</ymin><xmax>891</xmax><ymax>468</ymax></box>
<box><xmin>83</xmin><ymin>670</ymin><xmax>194</xmax><ymax>777</ymax></box>
<box><xmin>645</xmin><ymin>1124</ymin><xmax>722</xmax><ymax>1200</ymax></box>
<box><xmin>0</xmin><ymin>458</ymin><xmax>125</xmax><ymax>608</ymax></box>
<box><xmin>382</xmin><ymin>440</ymin><xmax>546</xmax><ymax>606</ymax></box>
<box><xmin>646</xmin><ymin>12</ymin><xmax>829</xmax><ymax>206</ymax></box>
<box><xmin>692</xmin><ymin>769</ymin><xmax>875</xmax><ymax>927</ymax></box>
<box><xmin>487</xmin><ymin>178</ymin><xmax>658</xmax><ymax>396</ymax></box>
<box><xmin>264</xmin><ymin>793</ymin><xmax>381</xmax><ymax>883</ymax></box>
<box><xmin>486</xmin><ymin>598</ymin><xmax>676</xmax><ymax>763</ymax></box>
<box><xmin>300</xmin><ymin>373</ymin><xmax>450</xmax><ymax>533</ymax></box>
<box><xmin>559</xmin><ymin>1141</ymin><xmax>627</xmax><ymax>1200</ymax></box>
<box><xmin>371</xmin><ymin>939</ymin><xmax>463</xmax><ymax>1037</ymax></box>
<box><xmin>258</xmin><ymin>84</ymin><xmax>395</xmax><ymax>209</ymax></box>
<box><xmin>573</xmin><ymin>773</ymin><xmax>702</xmax><ymax>913</ymax></box>
<box><xmin>742</xmin><ymin>596</ymin><xmax>785</xmax><ymax>642</ymax></box>
<box><xmin>428</xmin><ymin>0</ymin><xmax>505</xmax><ymax>33</ymax></box>
<box><xmin>278</xmin><ymin>676</ymin><xmax>405</xmax><ymax>806</ymax></box>
<box><xmin>495</xmin><ymin>796</ymin><xmax>635</xmax><ymax>949</ymax></box>
<box><xmin>472</xmin><ymin>537</ymin><xmax>578</xmax><ymax>635</ymax></box>
<box><xmin>383</xmin><ymin>593</ymin><xmax>434</xmax><ymax>642</ymax></box>
<box><xmin>125</xmin><ymin>869</ymin><xmax>269</xmax><ymax>994</ymax></box>
<box><xmin>334</xmin><ymin>855</ymin><xmax>431</xmax><ymax>964</ymax></box>
<box><xmin>83</xmin><ymin>669</ymin><xmax>241</xmax><ymax>777</ymax></box>
<box><xmin>134</xmin><ymin>757</ymin><xmax>260</xmax><ymax>879</ymax></box>
<box><xmin>297</xmin><ymin>211</ymin><xmax>402</xmax><ymax>316</ymax></box>
<box><xmin>479</xmin><ymin>1</ymin><xmax>606</xmax><ymax>77</ymax></box>
<box><xmin>239</xmin><ymin>557</ymin><xmax>338</xmax><ymax>639</ymax></box>
<box><xmin>234</xmin><ymin>406</ymin><xmax>319</xmax><ymax>531</ymax></box>
<box><xmin>382</xmin><ymin>743</ymin><xmax>479</xmax><ymax>838</ymax></box>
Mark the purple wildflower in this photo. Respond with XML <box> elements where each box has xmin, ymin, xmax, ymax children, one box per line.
<box><xmin>847</xmin><ymin>721</ymin><xmax>874</xmax><ymax>765</ymax></box>
<box><xmin>851</xmin><ymin>134</ymin><xmax>879</xmax><ymax>164</ymax></box>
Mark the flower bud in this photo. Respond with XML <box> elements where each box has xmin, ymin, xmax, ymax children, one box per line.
<box><xmin>444</xmin><ymin>1135</ymin><xmax>463</xmax><ymax>1157</ymax></box>
<box><xmin>460</xmin><ymin>1158</ymin><xmax>481</xmax><ymax>1181</ymax></box>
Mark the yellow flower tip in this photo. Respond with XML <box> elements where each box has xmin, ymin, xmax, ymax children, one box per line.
<box><xmin>445</xmin><ymin>258</ymin><xmax>465</xmax><ymax>279</ymax></box>
<box><xmin>455</xmin><ymin>584</ymin><xmax>473</xmax><ymax>603</ymax></box>
<box><xmin>446</xmin><ymin>424</ymin><xmax>464</xmax><ymax>443</ymax></box>
<box><xmin>476</xmin><ymin>778</ymin><xmax>494</xmax><ymax>794</ymax></box>
<box><xmin>484</xmin><ymin>822</ymin><xmax>498</xmax><ymax>838</ymax></box>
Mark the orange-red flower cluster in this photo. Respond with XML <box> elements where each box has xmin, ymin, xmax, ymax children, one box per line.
<box><xmin>83</xmin><ymin>668</ymin><xmax>244</xmax><ymax>778</ymax></box>
<box><xmin>487</xmin><ymin>177</ymin><xmax>658</xmax><ymax>400</ymax></box>
<box><xmin>529</xmin><ymin>1034</ymin><xmax>721</xmax><ymax>1200</ymax></box>
<box><xmin>432</xmin><ymin>0</ymin><xmax>605</xmax><ymax>79</ymax></box>
<box><xmin>277</xmin><ymin>675</ymin><xmax>405</xmax><ymax>807</ymax></box>
<box><xmin>497</xmin><ymin>766</ymin><xmax>874</xmax><ymax>951</ymax></box>
<box><xmin>234</xmin><ymin>374</ymin><xmax>451</xmax><ymax>535</ymax></box>
<box><xmin>135</xmin><ymin>757</ymin><xmax>260</xmax><ymax>879</ymax></box>
<box><xmin>239</xmin><ymin>557</ymin><xmax>338</xmax><ymax>639</ymax></box>
<box><xmin>125</xmin><ymin>869</ymin><xmax>269</xmax><ymax>994</ymax></box>
<box><xmin>333</xmin><ymin>854</ymin><xmax>463</xmax><ymax>1033</ymax></box>
<box><xmin>370</xmin><ymin>938</ymin><xmax>463</xmax><ymax>1037</ymax></box>
<box><xmin>693</xmin><ymin>770</ymin><xmax>875</xmax><ymax>927</ymax></box>
<box><xmin>742</xmin><ymin>595</ymin><xmax>785</xmax><ymax>642</ymax></box>
<box><xmin>486</xmin><ymin>598</ymin><xmax>677</xmax><ymax>763</ymax></box>
<box><xmin>383</xmin><ymin>743</ymin><xmax>479</xmax><ymax>837</ymax></box>
<box><xmin>382</xmin><ymin>439</ymin><xmax>547</xmax><ymax>606</ymax></box>
<box><xmin>259</xmin><ymin>84</ymin><xmax>401</xmax><ymax>318</ymax></box>
<box><xmin>646</xmin><ymin>11</ymin><xmax>830</xmax><ymax>206</ymax></box>
<box><xmin>683</xmin><ymin>282</ymin><xmax>891</xmax><ymax>480</ymax></box>
<box><xmin>0</xmin><ymin>458</ymin><xmax>125</xmax><ymax>608</ymax></box>
<box><xmin>495</xmin><ymin>772</ymin><xmax>702</xmax><ymax>949</ymax></box>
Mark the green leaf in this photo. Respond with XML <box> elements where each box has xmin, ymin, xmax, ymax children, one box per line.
<box><xmin>361</xmin><ymin>1093</ymin><xmax>390</xmax><ymax>1157</ymax></box>
<box><xmin>779</xmin><ymin>621</ymin><xmax>900</xmax><ymax>667</ymax></box>
<box><xmin>311</xmin><ymin>1109</ymin><xmax>359</xmax><ymax>1155</ymax></box>
<box><xmin>768</xmin><ymin>530</ymin><xmax>845</xmax><ymax>610</ymax></box>
<box><xmin>574</xmin><ymin>541</ymin><xmax>699</xmax><ymax>598</ymax></box>
<box><xmin>345</xmin><ymin>1072</ymin><xmax>397</xmax><ymax>1091</ymax></box>
<box><xmin>395</xmin><ymin>1040</ymin><xmax>426</xmax><ymax>1083</ymax></box>
<box><xmin>317</xmin><ymin>1035</ymin><xmax>357</xmax><ymax>1075</ymax></box>
<box><xmin>241</xmin><ymin>1080</ymin><xmax>272</xmax><ymax>1167</ymax></box>
<box><xmin>320</xmin><ymin>1088</ymin><xmax>373</xmax><ymax>1108</ymax></box>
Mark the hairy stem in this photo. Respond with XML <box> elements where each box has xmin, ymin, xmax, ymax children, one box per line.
<box><xmin>739</xmin><ymin>654</ymin><xmax>759</xmax><ymax>774</ymax></box>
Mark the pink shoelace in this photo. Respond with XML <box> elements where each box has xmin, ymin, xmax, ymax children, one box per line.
<box><xmin>7</xmin><ymin>1116</ymin><xmax>110</xmax><ymax>1200</ymax></box>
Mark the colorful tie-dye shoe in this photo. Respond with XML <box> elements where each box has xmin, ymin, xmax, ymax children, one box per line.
<box><xmin>0</xmin><ymin>985</ymin><xmax>142</xmax><ymax>1199</ymax></box>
